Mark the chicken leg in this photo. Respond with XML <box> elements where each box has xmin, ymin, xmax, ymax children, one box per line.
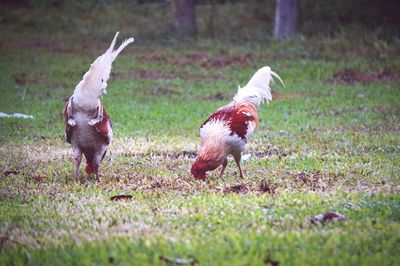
<box><xmin>73</xmin><ymin>147</ymin><xmax>82</xmax><ymax>181</ymax></box>
<box><xmin>219</xmin><ymin>159</ymin><xmax>228</xmax><ymax>179</ymax></box>
<box><xmin>233</xmin><ymin>153</ymin><xmax>244</xmax><ymax>179</ymax></box>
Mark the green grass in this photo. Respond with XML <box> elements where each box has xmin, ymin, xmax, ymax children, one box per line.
<box><xmin>1</xmin><ymin>191</ymin><xmax>399</xmax><ymax>265</ymax></box>
<box><xmin>0</xmin><ymin>1</ymin><xmax>400</xmax><ymax>265</ymax></box>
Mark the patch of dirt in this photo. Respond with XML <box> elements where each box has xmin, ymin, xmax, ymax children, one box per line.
<box><xmin>12</xmin><ymin>72</ymin><xmax>27</xmax><ymax>85</ymax></box>
<box><xmin>133</xmin><ymin>70</ymin><xmax>178</xmax><ymax>80</ymax></box>
<box><xmin>203</xmin><ymin>54</ymin><xmax>251</xmax><ymax>68</ymax></box>
<box><xmin>137</xmin><ymin>54</ymin><xmax>168</xmax><ymax>62</ymax></box>
<box><xmin>110</xmin><ymin>71</ymin><xmax>128</xmax><ymax>80</ymax></box>
<box><xmin>22</xmin><ymin>38</ymin><xmax>72</xmax><ymax>53</ymax></box>
<box><xmin>137</xmin><ymin>52</ymin><xmax>253</xmax><ymax>68</ymax></box>
<box><xmin>199</xmin><ymin>92</ymin><xmax>234</xmax><ymax>101</ymax></box>
<box><xmin>290</xmin><ymin>170</ymin><xmax>343</xmax><ymax>191</ymax></box>
<box><xmin>373</xmin><ymin>105</ymin><xmax>400</xmax><ymax>116</ymax></box>
<box><xmin>172</xmin><ymin>53</ymin><xmax>208</xmax><ymax>66</ymax></box>
<box><xmin>252</xmin><ymin>149</ymin><xmax>292</xmax><ymax>158</ymax></box>
<box><xmin>294</xmin><ymin>172</ymin><xmax>315</xmax><ymax>185</ymax></box>
<box><xmin>32</xmin><ymin>175</ymin><xmax>47</xmax><ymax>182</ymax></box>
<box><xmin>181</xmin><ymin>73</ymin><xmax>226</xmax><ymax>81</ymax></box>
<box><xmin>124</xmin><ymin>151</ymin><xmax>197</xmax><ymax>160</ymax></box>
<box><xmin>259</xmin><ymin>179</ymin><xmax>277</xmax><ymax>195</ymax></box>
<box><xmin>141</xmin><ymin>87</ymin><xmax>180</xmax><ymax>96</ymax></box>
<box><xmin>12</xmin><ymin>72</ymin><xmax>48</xmax><ymax>86</ymax></box>
<box><xmin>173</xmin><ymin>53</ymin><xmax>252</xmax><ymax>68</ymax></box>
<box><xmin>51</xmin><ymin>82</ymin><xmax>69</xmax><ymax>90</ymax></box>
<box><xmin>112</xmin><ymin>70</ymin><xmax>225</xmax><ymax>81</ymax></box>
<box><xmin>223</xmin><ymin>183</ymin><xmax>249</xmax><ymax>194</ymax></box>
<box><xmin>29</xmin><ymin>77</ymin><xmax>48</xmax><ymax>84</ymax></box>
<box><xmin>330</xmin><ymin>68</ymin><xmax>400</xmax><ymax>85</ymax></box>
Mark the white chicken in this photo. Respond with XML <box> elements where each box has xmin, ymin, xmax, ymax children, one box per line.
<box><xmin>64</xmin><ymin>32</ymin><xmax>134</xmax><ymax>181</ymax></box>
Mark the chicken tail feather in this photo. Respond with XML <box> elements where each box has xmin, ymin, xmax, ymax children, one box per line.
<box><xmin>234</xmin><ymin>66</ymin><xmax>283</xmax><ymax>107</ymax></box>
<box><xmin>73</xmin><ymin>31</ymin><xmax>134</xmax><ymax>98</ymax></box>
<box><xmin>112</xmin><ymin>37</ymin><xmax>134</xmax><ymax>62</ymax></box>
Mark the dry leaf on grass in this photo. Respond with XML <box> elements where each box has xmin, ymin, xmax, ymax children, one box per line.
<box><xmin>110</xmin><ymin>195</ymin><xmax>133</xmax><ymax>201</ymax></box>
<box><xmin>3</xmin><ymin>170</ymin><xmax>20</xmax><ymax>176</ymax></box>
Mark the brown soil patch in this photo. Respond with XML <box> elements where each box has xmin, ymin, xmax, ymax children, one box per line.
<box><xmin>123</xmin><ymin>150</ymin><xmax>197</xmax><ymax>160</ymax></box>
<box><xmin>137</xmin><ymin>52</ymin><xmax>253</xmax><ymax>68</ymax></box>
<box><xmin>290</xmin><ymin>170</ymin><xmax>343</xmax><ymax>191</ymax></box>
<box><xmin>199</xmin><ymin>92</ymin><xmax>233</xmax><ymax>101</ymax></box>
<box><xmin>259</xmin><ymin>179</ymin><xmax>277</xmax><ymax>195</ymax></box>
<box><xmin>330</xmin><ymin>68</ymin><xmax>400</xmax><ymax>85</ymax></box>
<box><xmin>141</xmin><ymin>87</ymin><xmax>180</xmax><ymax>96</ymax></box>
<box><xmin>199</xmin><ymin>54</ymin><xmax>251</xmax><ymax>68</ymax></box>
<box><xmin>112</xmin><ymin>70</ymin><xmax>225</xmax><ymax>81</ymax></box>
<box><xmin>22</xmin><ymin>38</ymin><xmax>72</xmax><ymax>53</ymax></box>
<box><xmin>181</xmin><ymin>73</ymin><xmax>226</xmax><ymax>81</ymax></box>
<box><xmin>223</xmin><ymin>183</ymin><xmax>249</xmax><ymax>194</ymax></box>
<box><xmin>12</xmin><ymin>73</ymin><xmax>48</xmax><ymax>86</ymax></box>
<box><xmin>137</xmin><ymin>54</ymin><xmax>168</xmax><ymax>62</ymax></box>
<box><xmin>223</xmin><ymin>180</ymin><xmax>279</xmax><ymax>195</ymax></box>
<box><xmin>32</xmin><ymin>175</ymin><xmax>47</xmax><ymax>182</ymax></box>
<box><xmin>133</xmin><ymin>70</ymin><xmax>178</xmax><ymax>80</ymax></box>
<box><xmin>252</xmin><ymin>149</ymin><xmax>292</xmax><ymax>158</ymax></box>
<box><xmin>123</xmin><ymin>149</ymin><xmax>291</xmax><ymax>161</ymax></box>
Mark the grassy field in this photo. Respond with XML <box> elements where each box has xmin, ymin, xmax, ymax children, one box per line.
<box><xmin>0</xmin><ymin>1</ymin><xmax>399</xmax><ymax>265</ymax></box>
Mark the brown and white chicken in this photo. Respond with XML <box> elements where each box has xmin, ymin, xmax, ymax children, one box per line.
<box><xmin>64</xmin><ymin>32</ymin><xmax>134</xmax><ymax>181</ymax></box>
<box><xmin>191</xmin><ymin>66</ymin><xmax>283</xmax><ymax>180</ymax></box>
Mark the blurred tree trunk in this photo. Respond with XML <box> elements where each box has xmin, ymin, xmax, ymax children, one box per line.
<box><xmin>171</xmin><ymin>0</ymin><xmax>196</xmax><ymax>38</ymax></box>
<box><xmin>274</xmin><ymin>0</ymin><xmax>298</xmax><ymax>40</ymax></box>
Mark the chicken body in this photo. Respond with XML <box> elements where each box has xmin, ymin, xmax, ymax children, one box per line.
<box><xmin>64</xmin><ymin>97</ymin><xmax>112</xmax><ymax>181</ymax></box>
<box><xmin>64</xmin><ymin>32</ymin><xmax>133</xmax><ymax>181</ymax></box>
<box><xmin>191</xmin><ymin>66</ymin><xmax>282</xmax><ymax>180</ymax></box>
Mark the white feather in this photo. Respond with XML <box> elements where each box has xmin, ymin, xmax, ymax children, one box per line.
<box><xmin>233</xmin><ymin>66</ymin><xmax>283</xmax><ymax>108</ymax></box>
<box><xmin>112</xmin><ymin>37</ymin><xmax>134</xmax><ymax>62</ymax></box>
<box><xmin>200</xmin><ymin>119</ymin><xmax>230</xmax><ymax>145</ymax></box>
<box><xmin>200</xmin><ymin>119</ymin><xmax>247</xmax><ymax>161</ymax></box>
<box><xmin>73</xmin><ymin>32</ymin><xmax>134</xmax><ymax>109</ymax></box>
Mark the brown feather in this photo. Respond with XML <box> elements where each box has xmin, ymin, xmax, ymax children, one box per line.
<box><xmin>201</xmin><ymin>101</ymin><xmax>258</xmax><ymax>139</ymax></box>
<box><xmin>93</xmin><ymin>106</ymin><xmax>113</xmax><ymax>144</ymax></box>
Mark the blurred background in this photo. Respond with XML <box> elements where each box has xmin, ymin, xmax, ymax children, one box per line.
<box><xmin>1</xmin><ymin>0</ymin><xmax>400</xmax><ymax>44</ymax></box>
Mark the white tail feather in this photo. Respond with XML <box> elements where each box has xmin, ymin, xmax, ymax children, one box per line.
<box><xmin>73</xmin><ymin>32</ymin><xmax>134</xmax><ymax>101</ymax></box>
<box><xmin>112</xmin><ymin>37</ymin><xmax>134</xmax><ymax>62</ymax></box>
<box><xmin>107</xmin><ymin>31</ymin><xmax>120</xmax><ymax>54</ymax></box>
<box><xmin>233</xmin><ymin>66</ymin><xmax>283</xmax><ymax>108</ymax></box>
